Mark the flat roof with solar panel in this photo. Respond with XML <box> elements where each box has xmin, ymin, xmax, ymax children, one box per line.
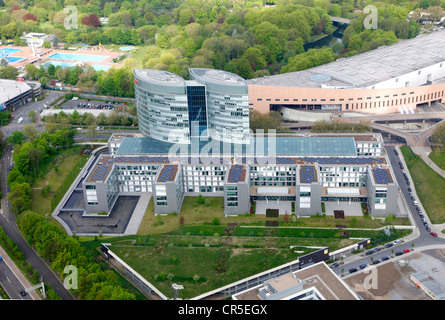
<box><xmin>227</xmin><ymin>165</ymin><xmax>246</xmax><ymax>183</ymax></box>
<box><xmin>157</xmin><ymin>165</ymin><xmax>179</xmax><ymax>183</ymax></box>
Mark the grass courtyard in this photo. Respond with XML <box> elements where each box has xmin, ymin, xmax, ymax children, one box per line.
<box><xmin>101</xmin><ymin>194</ymin><xmax>411</xmax><ymax>299</ymax></box>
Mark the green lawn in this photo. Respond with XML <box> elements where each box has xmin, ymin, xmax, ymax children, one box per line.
<box><xmin>401</xmin><ymin>146</ymin><xmax>445</xmax><ymax>224</ymax></box>
<box><xmin>31</xmin><ymin>148</ymin><xmax>89</xmax><ymax>218</ymax></box>
<box><xmin>428</xmin><ymin>148</ymin><xmax>445</xmax><ymax>171</ymax></box>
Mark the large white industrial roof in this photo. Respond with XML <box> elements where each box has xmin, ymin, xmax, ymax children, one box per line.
<box><xmin>248</xmin><ymin>30</ymin><xmax>445</xmax><ymax>89</ymax></box>
<box><xmin>0</xmin><ymin>79</ymin><xmax>31</xmax><ymax>105</ymax></box>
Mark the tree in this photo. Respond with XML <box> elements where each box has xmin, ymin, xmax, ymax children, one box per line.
<box><xmin>23</xmin><ymin>12</ymin><xmax>37</xmax><ymax>22</ymax></box>
<box><xmin>27</xmin><ymin>110</ymin><xmax>37</xmax><ymax>122</ymax></box>
<box><xmin>8</xmin><ymin>131</ymin><xmax>25</xmax><ymax>145</ymax></box>
<box><xmin>0</xmin><ymin>66</ymin><xmax>19</xmax><ymax>80</ymax></box>
<box><xmin>81</xmin><ymin>14</ymin><xmax>101</xmax><ymax>28</ymax></box>
<box><xmin>25</xmin><ymin>63</ymin><xmax>39</xmax><ymax>80</ymax></box>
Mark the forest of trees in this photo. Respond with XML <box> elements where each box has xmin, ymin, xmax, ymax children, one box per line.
<box><xmin>0</xmin><ymin>0</ymin><xmax>437</xmax><ymax>86</ymax></box>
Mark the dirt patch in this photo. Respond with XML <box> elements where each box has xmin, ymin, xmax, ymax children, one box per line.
<box><xmin>345</xmin><ymin>249</ymin><xmax>445</xmax><ymax>300</ymax></box>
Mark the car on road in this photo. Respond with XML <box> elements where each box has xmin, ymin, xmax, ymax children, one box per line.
<box><xmin>0</xmin><ymin>255</ymin><xmax>2</xmax><ymax>261</ymax></box>
<box><xmin>395</xmin><ymin>251</ymin><xmax>403</xmax><ymax>256</ymax></box>
<box><xmin>403</xmin><ymin>249</ymin><xmax>411</xmax><ymax>253</ymax></box>
<box><xmin>430</xmin><ymin>232</ymin><xmax>438</xmax><ymax>237</ymax></box>
<box><xmin>20</xmin><ymin>290</ymin><xmax>27</xmax><ymax>296</ymax></box>
<box><xmin>349</xmin><ymin>268</ymin><xmax>358</xmax><ymax>273</ymax></box>
<box><xmin>382</xmin><ymin>256</ymin><xmax>390</xmax><ymax>261</ymax></box>
<box><xmin>359</xmin><ymin>264</ymin><xmax>367</xmax><ymax>269</ymax></box>
<box><xmin>330</xmin><ymin>262</ymin><xmax>340</xmax><ymax>268</ymax></box>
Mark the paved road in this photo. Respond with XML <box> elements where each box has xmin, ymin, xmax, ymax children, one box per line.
<box><xmin>331</xmin><ymin>144</ymin><xmax>445</xmax><ymax>276</ymax></box>
<box><xmin>0</xmin><ymin>247</ymin><xmax>34</xmax><ymax>300</ymax></box>
<box><xmin>1</xmin><ymin>90</ymin><xmax>64</xmax><ymax>138</ymax></box>
<box><xmin>0</xmin><ymin>145</ymin><xmax>75</xmax><ymax>300</ymax></box>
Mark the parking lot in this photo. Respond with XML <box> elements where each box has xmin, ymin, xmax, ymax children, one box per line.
<box><xmin>345</xmin><ymin>248</ymin><xmax>445</xmax><ymax>300</ymax></box>
<box><xmin>61</xmin><ymin>97</ymin><xmax>129</xmax><ymax>111</ymax></box>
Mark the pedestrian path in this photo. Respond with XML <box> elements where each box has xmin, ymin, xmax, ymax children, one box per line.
<box><xmin>125</xmin><ymin>193</ymin><xmax>151</xmax><ymax>235</ymax></box>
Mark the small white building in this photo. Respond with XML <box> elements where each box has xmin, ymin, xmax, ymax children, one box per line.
<box><xmin>20</xmin><ymin>33</ymin><xmax>57</xmax><ymax>47</ymax></box>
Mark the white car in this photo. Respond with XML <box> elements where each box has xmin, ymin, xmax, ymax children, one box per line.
<box><xmin>393</xmin><ymin>240</ymin><xmax>401</xmax><ymax>245</ymax></box>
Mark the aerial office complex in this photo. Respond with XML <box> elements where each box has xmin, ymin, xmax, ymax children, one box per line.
<box><xmin>248</xmin><ymin>31</ymin><xmax>445</xmax><ymax>115</ymax></box>
<box><xmin>80</xmin><ymin>57</ymin><xmax>409</xmax><ymax>219</ymax></box>
<box><xmin>83</xmin><ymin>130</ymin><xmax>397</xmax><ymax>218</ymax></box>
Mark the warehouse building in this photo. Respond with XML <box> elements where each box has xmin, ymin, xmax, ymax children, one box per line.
<box><xmin>248</xmin><ymin>30</ymin><xmax>445</xmax><ymax>115</ymax></box>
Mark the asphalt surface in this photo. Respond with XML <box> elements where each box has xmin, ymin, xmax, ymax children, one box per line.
<box><xmin>0</xmin><ymin>252</ymin><xmax>33</xmax><ymax>300</ymax></box>
<box><xmin>331</xmin><ymin>144</ymin><xmax>445</xmax><ymax>276</ymax></box>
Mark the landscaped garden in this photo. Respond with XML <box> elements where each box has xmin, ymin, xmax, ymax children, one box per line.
<box><xmin>99</xmin><ymin>194</ymin><xmax>411</xmax><ymax>299</ymax></box>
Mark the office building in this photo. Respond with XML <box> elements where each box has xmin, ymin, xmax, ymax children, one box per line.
<box><xmin>133</xmin><ymin>68</ymin><xmax>249</xmax><ymax>144</ymax></box>
<box><xmin>83</xmin><ymin>132</ymin><xmax>398</xmax><ymax>218</ymax></box>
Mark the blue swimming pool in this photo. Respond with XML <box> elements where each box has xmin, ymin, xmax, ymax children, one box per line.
<box><xmin>0</xmin><ymin>48</ymin><xmax>21</xmax><ymax>57</ymax></box>
<box><xmin>49</xmin><ymin>53</ymin><xmax>108</xmax><ymax>62</ymax></box>
<box><xmin>44</xmin><ymin>61</ymin><xmax>111</xmax><ymax>71</ymax></box>
<box><xmin>6</xmin><ymin>56</ymin><xmax>24</xmax><ymax>63</ymax></box>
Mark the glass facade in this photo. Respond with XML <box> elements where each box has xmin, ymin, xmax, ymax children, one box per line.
<box><xmin>186</xmin><ymin>85</ymin><xmax>208</xmax><ymax>138</ymax></box>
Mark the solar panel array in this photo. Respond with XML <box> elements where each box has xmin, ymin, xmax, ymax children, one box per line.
<box><xmin>114</xmin><ymin>156</ymin><xmax>230</xmax><ymax>165</ymax></box>
<box><xmin>300</xmin><ymin>165</ymin><xmax>317</xmax><ymax>183</ymax></box>
<box><xmin>300</xmin><ymin>157</ymin><xmax>384</xmax><ymax>165</ymax></box>
<box><xmin>237</xmin><ymin>156</ymin><xmax>385</xmax><ymax>165</ymax></box>
<box><xmin>157</xmin><ymin>165</ymin><xmax>178</xmax><ymax>182</ymax></box>
<box><xmin>227</xmin><ymin>165</ymin><xmax>246</xmax><ymax>183</ymax></box>
<box><xmin>89</xmin><ymin>159</ymin><xmax>114</xmax><ymax>182</ymax></box>
<box><xmin>372</xmin><ymin>168</ymin><xmax>393</xmax><ymax>184</ymax></box>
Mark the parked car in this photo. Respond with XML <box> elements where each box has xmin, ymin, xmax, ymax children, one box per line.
<box><xmin>372</xmin><ymin>259</ymin><xmax>381</xmax><ymax>265</ymax></box>
<box><xmin>349</xmin><ymin>268</ymin><xmax>358</xmax><ymax>273</ymax></box>
<box><xmin>384</xmin><ymin>243</ymin><xmax>393</xmax><ymax>248</ymax></box>
<box><xmin>403</xmin><ymin>249</ymin><xmax>410</xmax><ymax>253</ymax></box>
<box><xmin>430</xmin><ymin>232</ymin><xmax>438</xmax><ymax>237</ymax></box>
<box><xmin>393</xmin><ymin>240</ymin><xmax>401</xmax><ymax>245</ymax></box>
<box><xmin>395</xmin><ymin>251</ymin><xmax>403</xmax><ymax>256</ymax></box>
<box><xmin>382</xmin><ymin>256</ymin><xmax>390</xmax><ymax>261</ymax></box>
<box><xmin>359</xmin><ymin>264</ymin><xmax>367</xmax><ymax>269</ymax></box>
<box><xmin>330</xmin><ymin>262</ymin><xmax>340</xmax><ymax>268</ymax></box>
<box><xmin>365</xmin><ymin>250</ymin><xmax>375</xmax><ymax>256</ymax></box>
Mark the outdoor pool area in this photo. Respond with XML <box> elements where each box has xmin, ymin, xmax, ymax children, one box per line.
<box><xmin>0</xmin><ymin>48</ymin><xmax>21</xmax><ymax>57</ymax></box>
<box><xmin>44</xmin><ymin>61</ymin><xmax>112</xmax><ymax>71</ymax></box>
<box><xmin>120</xmin><ymin>46</ymin><xmax>135</xmax><ymax>51</ymax></box>
<box><xmin>49</xmin><ymin>53</ymin><xmax>109</xmax><ymax>62</ymax></box>
<box><xmin>5</xmin><ymin>56</ymin><xmax>25</xmax><ymax>63</ymax></box>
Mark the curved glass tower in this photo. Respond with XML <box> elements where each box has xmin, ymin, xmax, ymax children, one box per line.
<box><xmin>133</xmin><ymin>69</ymin><xmax>190</xmax><ymax>144</ymax></box>
<box><xmin>189</xmin><ymin>68</ymin><xmax>250</xmax><ymax>144</ymax></box>
<box><xmin>133</xmin><ymin>68</ymin><xmax>249</xmax><ymax>144</ymax></box>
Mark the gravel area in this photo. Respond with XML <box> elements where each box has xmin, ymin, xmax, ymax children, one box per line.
<box><xmin>345</xmin><ymin>248</ymin><xmax>445</xmax><ymax>300</ymax></box>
